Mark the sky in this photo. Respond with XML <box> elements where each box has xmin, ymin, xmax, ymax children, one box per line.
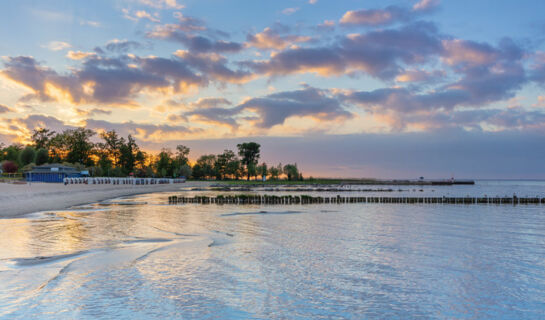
<box><xmin>0</xmin><ymin>0</ymin><xmax>545</xmax><ymax>179</ymax></box>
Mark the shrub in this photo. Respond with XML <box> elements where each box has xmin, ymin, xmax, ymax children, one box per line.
<box><xmin>2</xmin><ymin>161</ymin><xmax>18</xmax><ymax>173</ymax></box>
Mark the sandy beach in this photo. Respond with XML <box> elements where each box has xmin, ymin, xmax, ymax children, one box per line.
<box><xmin>0</xmin><ymin>181</ymin><xmax>212</xmax><ymax>218</ymax></box>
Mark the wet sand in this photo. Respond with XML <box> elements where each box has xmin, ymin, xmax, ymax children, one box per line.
<box><xmin>0</xmin><ymin>181</ymin><xmax>212</xmax><ymax>218</ymax></box>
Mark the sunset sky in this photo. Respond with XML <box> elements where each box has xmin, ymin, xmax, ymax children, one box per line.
<box><xmin>1</xmin><ymin>0</ymin><xmax>545</xmax><ymax>178</ymax></box>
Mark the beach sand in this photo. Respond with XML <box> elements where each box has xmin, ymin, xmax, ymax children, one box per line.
<box><xmin>0</xmin><ymin>181</ymin><xmax>212</xmax><ymax>218</ymax></box>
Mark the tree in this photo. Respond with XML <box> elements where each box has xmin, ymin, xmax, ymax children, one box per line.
<box><xmin>179</xmin><ymin>164</ymin><xmax>192</xmax><ymax>178</ymax></box>
<box><xmin>215</xmin><ymin>149</ymin><xmax>236</xmax><ymax>180</ymax></box>
<box><xmin>65</xmin><ymin>128</ymin><xmax>95</xmax><ymax>166</ymax></box>
<box><xmin>195</xmin><ymin>154</ymin><xmax>217</xmax><ymax>179</ymax></box>
<box><xmin>31</xmin><ymin>128</ymin><xmax>55</xmax><ymax>150</ymax></box>
<box><xmin>4</xmin><ymin>145</ymin><xmax>21</xmax><ymax>163</ymax></box>
<box><xmin>226</xmin><ymin>158</ymin><xmax>242</xmax><ymax>180</ymax></box>
<box><xmin>237</xmin><ymin>142</ymin><xmax>261</xmax><ymax>181</ymax></box>
<box><xmin>257</xmin><ymin>163</ymin><xmax>268</xmax><ymax>180</ymax></box>
<box><xmin>35</xmin><ymin>148</ymin><xmax>49</xmax><ymax>165</ymax></box>
<box><xmin>19</xmin><ymin>146</ymin><xmax>36</xmax><ymax>166</ymax></box>
<box><xmin>269</xmin><ymin>163</ymin><xmax>281</xmax><ymax>180</ymax></box>
<box><xmin>2</xmin><ymin>161</ymin><xmax>18</xmax><ymax>173</ymax></box>
<box><xmin>135</xmin><ymin>150</ymin><xmax>147</xmax><ymax>169</ymax></box>
<box><xmin>119</xmin><ymin>135</ymin><xmax>138</xmax><ymax>174</ymax></box>
<box><xmin>283</xmin><ymin>164</ymin><xmax>299</xmax><ymax>181</ymax></box>
<box><xmin>99</xmin><ymin>130</ymin><xmax>122</xmax><ymax>166</ymax></box>
<box><xmin>175</xmin><ymin>145</ymin><xmax>190</xmax><ymax>166</ymax></box>
<box><xmin>155</xmin><ymin>149</ymin><xmax>173</xmax><ymax>178</ymax></box>
<box><xmin>247</xmin><ymin>162</ymin><xmax>257</xmax><ymax>180</ymax></box>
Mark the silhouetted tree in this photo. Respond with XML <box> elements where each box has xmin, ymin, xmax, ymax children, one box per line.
<box><xmin>237</xmin><ymin>142</ymin><xmax>260</xmax><ymax>181</ymax></box>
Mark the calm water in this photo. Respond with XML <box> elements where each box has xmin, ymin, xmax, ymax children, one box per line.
<box><xmin>1</xmin><ymin>181</ymin><xmax>545</xmax><ymax>319</ymax></box>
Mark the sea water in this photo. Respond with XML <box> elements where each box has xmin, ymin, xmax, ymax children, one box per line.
<box><xmin>1</xmin><ymin>181</ymin><xmax>545</xmax><ymax>319</ymax></box>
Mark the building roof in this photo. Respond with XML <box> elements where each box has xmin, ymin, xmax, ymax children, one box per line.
<box><xmin>29</xmin><ymin>164</ymin><xmax>80</xmax><ymax>174</ymax></box>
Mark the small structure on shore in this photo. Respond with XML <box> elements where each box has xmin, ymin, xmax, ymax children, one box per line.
<box><xmin>26</xmin><ymin>164</ymin><xmax>82</xmax><ymax>183</ymax></box>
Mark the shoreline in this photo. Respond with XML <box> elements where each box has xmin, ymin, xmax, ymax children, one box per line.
<box><xmin>0</xmin><ymin>181</ymin><xmax>213</xmax><ymax>218</ymax></box>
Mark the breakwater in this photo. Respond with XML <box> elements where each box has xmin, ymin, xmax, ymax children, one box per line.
<box><xmin>168</xmin><ymin>194</ymin><xmax>544</xmax><ymax>205</ymax></box>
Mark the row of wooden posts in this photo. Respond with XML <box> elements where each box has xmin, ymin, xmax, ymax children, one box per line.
<box><xmin>168</xmin><ymin>195</ymin><xmax>545</xmax><ymax>205</ymax></box>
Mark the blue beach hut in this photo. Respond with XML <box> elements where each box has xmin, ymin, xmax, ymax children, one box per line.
<box><xmin>25</xmin><ymin>164</ymin><xmax>82</xmax><ymax>183</ymax></box>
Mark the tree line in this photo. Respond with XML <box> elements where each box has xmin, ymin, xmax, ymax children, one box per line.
<box><xmin>0</xmin><ymin>128</ymin><xmax>302</xmax><ymax>181</ymax></box>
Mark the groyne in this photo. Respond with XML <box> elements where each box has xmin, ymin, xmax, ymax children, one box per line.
<box><xmin>168</xmin><ymin>194</ymin><xmax>544</xmax><ymax>205</ymax></box>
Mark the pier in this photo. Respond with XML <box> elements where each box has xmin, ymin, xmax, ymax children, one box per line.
<box><xmin>168</xmin><ymin>194</ymin><xmax>544</xmax><ymax>205</ymax></box>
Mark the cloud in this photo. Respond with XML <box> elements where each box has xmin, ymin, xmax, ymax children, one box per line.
<box><xmin>190</xmin><ymin>97</ymin><xmax>232</xmax><ymax>109</ymax></box>
<box><xmin>239</xmin><ymin>87</ymin><xmax>352</xmax><ymax>128</ymax></box>
<box><xmin>75</xmin><ymin>108</ymin><xmax>112</xmax><ymax>116</ymax></box>
<box><xmin>245</xmin><ymin>22</ymin><xmax>442</xmax><ymax>79</ymax></box>
<box><xmin>139</xmin><ymin>0</ymin><xmax>184</xmax><ymax>10</ymax></box>
<box><xmin>0</xmin><ymin>104</ymin><xmax>13</xmax><ymax>113</ymax></box>
<box><xmin>173</xmin><ymin>50</ymin><xmax>254</xmax><ymax>84</ymax></box>
<box><xmin>84</xmin><ymin>119</ymin><xmax>196</xmax><ymax>143</ymax></box>
<box><xmin>123</xmin><ymin>9</ymin><xmax>160</xmax><ymax>22</ymax></box>
<box><xmin>1</xmin><ymin>50</ymin><xmax>253</xmax><ymax>105</ymax></box>
<box><xmin>340</xmin><ymin>6</ymin><xmax>411</xmax><ymax>26</ymax></box>
<box><xmin>66</xmin><ymin>51</ymin><xmax>97</xmax><ymax>60</ymax></box>
<box><xmin>339</xmin><ymin>1</ymin><xmax>439</xmax><ymax>27</ymax></box>
<box><xmin>103</xmin><ymin>39</ymin><xmax>144</xmax><ymax>53</ymax></box>
<box><xmin>246</xmin><ymin>27</ymin><xmax>312</xmax><ymax>50</ymax></box>
<box><xmin>412</xmin><ymin>0</ymin><xmax>440</xmax><ymax>12</ymax></box>
<box><xmin>183</xmin><ymin>87</ymin><xmax>352</xmax><ymax>129</ymax></box>
<box><xmin>42</xmin><ymin>41</ymin><xmax>71</xmax><ymax>51</ymax></box>
<box><xmin>395</xmin><ymin>69</ymin><xmax>445</xmax><ymax>82</ymax></box>
<box><xmin>282</xmin><ymin>8</ymin><xmax>299</xmax><ymax>15</ymax></box>
<box><xmin>148</xmin><ymin>14</ymin><xmax>243</xmax><ymax>53</ymax></box>
<box><xmin>309</xmin><ymin>0</ymin><xmax>318</xmax><ymax>4</ymax></box>
<box><xmin>80</xmin><ymin>20</ymin><xmax>101</xmax><ymax>27</ymax></box>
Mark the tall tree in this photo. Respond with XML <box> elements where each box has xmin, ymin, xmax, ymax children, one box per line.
<box><xmin>283</xmin><ymin>164</ymin><xmax>299</xmax><ymax>181</ymax></box>
<box><xmin>237</xmin><ymin>142</ymin><xmax>261</xmax><ymax>181</ymax></box>
<box><xmin>19</xmin><ymin>146</ymin><xmax>36</xmax><ymax>166</ymax></box>
<box><xmin>35</xmin><ymin>148</ymin><xmax>49</xmax><ymax>165</ymax></box>
<box><xmin>99</xmin><ymin>130</ymin><xmax>122</xmax><ymax>166</ymax></box>
<box><xmin>31</xmin><ymin>128</ymin><xmax>55</xmax><ymax>150</ymax></box>
<box><xmin>175</xmin><ymin>145</ymin><xmax>190</xmax><ymax>166</ymax></box>
<box><xmin>215</xmin><ymin>149</ymin><xmax>236</xmax><ymax>180</ymax></box>
<box><xmin>195</xmin><ymin>154</ymin><xmax>217</xmax><ymax>179</ymax></box>
<box><xmin>65</xmin><ymin>128</ymin><xmax>95</xmax><ymax>165</ymax></box>
<box><xmin>119</xmin><ymin>134</ymin><xmax>138</xmax><ymax>174</ymax></box>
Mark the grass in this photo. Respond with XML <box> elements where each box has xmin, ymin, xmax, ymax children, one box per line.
<box><xmin>212</xmin><ymin>179</ymin><xmax>343</xmax><ymax>185</ymax></box>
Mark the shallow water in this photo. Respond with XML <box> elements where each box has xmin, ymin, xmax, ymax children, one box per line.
<box><xmin>1</xmin><ymin>181</ymin><xmax>545</xmax><ymax>319</ymax></box>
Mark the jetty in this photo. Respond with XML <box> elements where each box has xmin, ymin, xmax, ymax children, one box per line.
<box><xmin>168</xmin><ymin>194</ymin><xmax>543</xmax><ymax>205</ymax></box>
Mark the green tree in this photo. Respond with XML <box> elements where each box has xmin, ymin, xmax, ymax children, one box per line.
<box><xmin>65</xmin><ymin>128</ymin><xmax>95</xmax><ymax>166</ymax></box>
<box><xmin>155</xmin><ymin>149</ymin><xmax>173</xmax><ymax>177</ymax></box>
<box><xmin>119</xmin><ymin>135</ymin><xmax>138</xmax><ymax>174</ymax></box>
<box><xmin>283</xmin><ymin>164</ymin><xmax>299</xmax><ymax>181</ymax></box>
<box><xmin>4</xmin><ymin>145</ymin><xmax>22</xmax><ymax>163</ymax></box>
<box><xmin>226</xmin><ymin>158</ymin><xmax>241</xmax><ymax>180</ymax></box>
<box><xmin>237</xmin><ymin>142</ymin><xmax>261</xmax><ymax>181</ymax></box>
<box><xmin>175</xmin><ymin>145</ymin><xmax>190</xmax><ymax>166</ymax></box>
<box><xmin>269</xmin><ymin>163</ymin><xmax>281</xmax><ymax>180</ymax></box>
<box><xmin>257</xmin><ymin>163</ymin><xmax>268</xmax><ymax>180</ymax></box>
<box><xmin>31</xmin><ymin>128</ymin><xmax>55</xmax><ymax>150</ymax></box>
<box><xmin>195</xmin><ymin>154</ymin><xmax>217</xmax><ymax>179</ymax></box>
<box><xmin>215</xmin><ymin>149</ymin><xmax>236</xmax><ymax>180</ymax></box>
<box><xmin>35</xmin><ymin>148</ymin><xmax>49</xmax><ymax>165</ymax></box>
<box><xmin>99</xmin><ymin>130</ymin><xmax>122</xmax><ymax>166</ymax></box>
<box><xmin>179</xmin><ymin>164</ymin><xmax>192</xmax><ymax>178</ymax></box>
<box><xmin>19</xmin><ymin>146</ymin><xmax>36</xmax><ymax>166</ymax></box>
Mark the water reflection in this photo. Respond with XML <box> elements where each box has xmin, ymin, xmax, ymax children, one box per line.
<box><xmin>1</xmin><ymin>185</ymin><xmax>545</xmax><ymax>318</ymax></box>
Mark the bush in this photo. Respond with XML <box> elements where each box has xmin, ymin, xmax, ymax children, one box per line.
<box><xmin>19</xmin><ymin>147</ymin><xmax>36</xmax><ymax>166</ymax></box>
<box><xmin>2</xmin><ymin>161</ymin><xmax>18</xmax><ymax>173</ymax></box>
<box><xmin>35</xmin><ymin>148</ymin><xmax>49</xmax><ymax>165</ymax></box>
